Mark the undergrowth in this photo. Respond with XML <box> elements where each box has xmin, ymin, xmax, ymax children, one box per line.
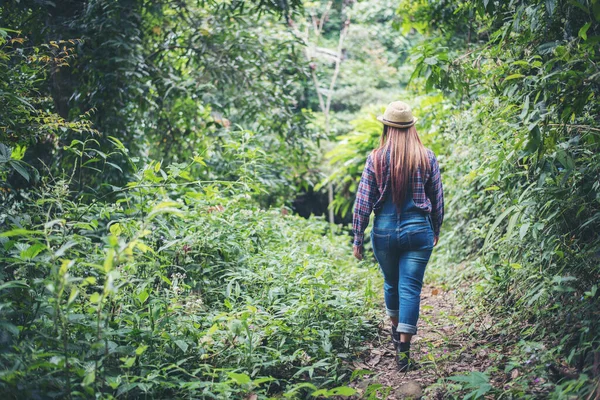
<box><xmin>0</xmin><ymin>160</ymin><xmax>380</xmax><ymax>399</ymax></box>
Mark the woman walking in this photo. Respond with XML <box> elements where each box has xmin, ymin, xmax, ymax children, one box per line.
<box><xmin>352</xmin><ymin>101</ymin><xmax>444</xmax><ymax>372</ymax></box>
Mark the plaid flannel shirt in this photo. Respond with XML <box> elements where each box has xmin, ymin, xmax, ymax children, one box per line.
<box><xmin>352</xmin><ymin>149</ymin><xmax>444</xmax><ymax>247</ymax></box>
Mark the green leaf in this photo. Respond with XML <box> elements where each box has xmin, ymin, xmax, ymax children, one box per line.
<box><xmin>106</xmin><ymin>161</ymin><xmax>123</xmax><ymax>173</ymax></box>
<box><xmin>504</xmin><ymin>74</ymin><xmax>525</xmax><ymax>81</ymax></box>
<box><xmin>109</xmin><ymin>223</ymin><xmax>122</xmax><ymax>237</ymax></box>
<box><xmin>447</xmin><ymin>371</ymin><xmax>489</xmax><ymax>386</ymax></box>
<box><xmin>328</xmin><ymin>386</ymin><xmax>357</xmax><ymax>396</ymax></box>
<box><xmin>0</xmin><ymin>144</ymin><xmax>11</xmax><ymax>163</ymax></box>
<box><xmin>20</xmin><ymin>243</ymin><xmax>46</xmax><ymax>259</ymax></box>
<box><xmin>108</xmin><ymin>136</ymin><xmax>127</xmax><ymax>152</ymax></box>
<box><xmin>120</xmin><ymin>356</ymin><xmax>136</xmax><ymax>368</ymax></box>
<box><xmin>160</xmin><ymin>274</ymin><xmax>172</xmax><ymax>286</ymax></box>
<box><xmin>9</xmin><ymin>160</ymin><xmax>29</xmax><ymax>181</ymax></box>
<box><xmin>147</xmin><ymin>201</ymin><xmax>184</xmax><ymax>219</ymax></box>
<box><xmin>546</xmin><ymin>0</ymin><xmax>556</xmax><ymax>15</ymax></box>
<box><xmin>252</xmin><ymin>377</ymin><xmax>275</xmax><ymax>385</ymax></box>
<box><xmin>59</xmin><ymin>259</ymin><xmax>72</xmax><ymax>276</ymax></box>
<box><xmin>0</xmin><ymin>280</ymin><xmax>29</xmax><ymax>291</ymax></box>
<box><xmin>193</xmin><ymin>155</ymin><xmax>207</xmax><ymax>166</ymax></box>
<box><xmin>228</xmin><ymin>372</ymin><xmax>251</xmax><ymax>385</ymax></box>
<box><xmin>138</xmin><ymin>289</ymin><xmax>149</xmax><ymax>304</ymax></box>
<box><xmin>468</xmin><ymin>383</ymin><xmax>492</xmax><ymax>399</ymax></box>
<box><xmin>84</xmin><ymin>277</ymin><xmax>96</xmax><ymax>285</ymax></box>
<box><xmin>104</xmin><ymin>249</ymin><xmax>115</xmax><ymax>273</ymax></box>
<box><xmin>519</xmin><ymin>222</ymin><xmax>530</xmax><ymax>239</ymax></box>
<box><xmin>135</xmin><ymin>345</ymin><xmax>148</xmax><ymax>355</ymax></box>
<box><xmin>67</xmin><ymin>288</ymin><xmax>79</xmax><ymax>306</ymax></box>
<box><xmin>82</xmin><ymin>370</ymin><xmax>95</xmax><ymax>386</ymax></box>
<box><xmin>0</xmin><ymin>322</ymin><xmax>19</xmax><ymax>337</ymax></box>
<box><xmin>285</xmin><ymin>382</ymin><xmax>318</xmax><ymax>396</ymax></box>
<box><xmin>135</xmin><ymin>241</ymin><xmax>153</xmax><ymax>254</ymax></box>
<box><xmin>90</xmin><ymin>293</ymin><xmax>102</xmax><ymax>304</ymax></box>
<box><xmin>205</xmin><ymin>323</ymin><xmax>219</xmax><ymax>336</ymax></box>
<box><xmin>505</xmin><ymin>210</ymin><xmax>521</xmax><ymax>240</ymax></box>
<box><xmin>11</xmin><ymin>144</ymin><xmax>26</xmax><ymax>160</ymax></box>
<box><xmin>484</xmin><ymin>206</ymin><xmax>516</xmax><ymax>247</ymax></box>
<box><xmin>579</xmin><ymin>22</ymin><xmax>591</xmax><ymax>40</ymax></box>
<box><xmin>174</xmin><ymin>339</ymin><xmax>189</xmax><ymax>353</ymax></box>
<box><xmin>55</xmin><ymin>240</ymin><xmax>78</xmax><ymax>257</ymax></box>
<box><xmin>0</xmin><ymin>229</ymin><xmax>43</xmax><ymax>237</ymax></box>
<box><xmin>570</xmin><ymin>0</ymin><xmax>590</xmax><ymax>14</ymax></box>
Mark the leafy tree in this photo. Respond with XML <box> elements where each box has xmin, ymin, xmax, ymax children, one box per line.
<box><xmin>1</xmin><ymin>0</ymin><xmax>316</xmax><ymax>199</ymax></box>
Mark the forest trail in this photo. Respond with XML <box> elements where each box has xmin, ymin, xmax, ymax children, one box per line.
<box><xmin>3</xmin><ymin>1</ymin><xmax>599</xmax><ymax>397</ymax></box>
<box><xmin>347</xmin><ymin>285</ymin><xmax>499</xmax><ymax>399</ymax></box>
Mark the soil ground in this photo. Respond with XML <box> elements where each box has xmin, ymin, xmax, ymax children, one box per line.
<box><xmin>347</xmin><ymin>285</ymin><xmax>499</xmax><ymax>399</ymax></box>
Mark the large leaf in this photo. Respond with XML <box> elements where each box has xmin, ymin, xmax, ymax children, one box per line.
<box><xmin>484</xmin><ymin>205</ymin><xmax>517</xmax><ymax>248</ymax></box>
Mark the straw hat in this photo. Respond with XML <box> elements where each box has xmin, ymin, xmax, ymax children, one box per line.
<box><xmin>376</xmin><ymin>101</ymin><xmax>418</xmax><ymax>128</ymax></box>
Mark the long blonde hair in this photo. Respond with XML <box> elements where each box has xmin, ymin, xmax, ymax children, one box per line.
<box><xmin>372</xmin><ymin>125</ymin><xmax>430</xmax><ymax>207</ymax></box>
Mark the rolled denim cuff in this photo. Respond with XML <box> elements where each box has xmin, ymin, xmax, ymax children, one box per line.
<box><xmin>385</xmin><ymin>308</ymin><xmax>399</xmax><ymax>318</ymax></box>
<box><xmin>396</xmin><ymin>322</ymin><xmax>417</xmax><ymax>335</ymax></box>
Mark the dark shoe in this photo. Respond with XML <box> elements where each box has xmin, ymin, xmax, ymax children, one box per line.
<box><xmin>396</xmin><ymin>341</ymin><xmax>410</xmax><ymax>371</ymax></box>
<box><xmin>396</xmin><ymin>342</ymin><xmax>420</xmax><ymax>372</ymax></box>
<box><xmin>398</xmin><ymin>360</ymin><xmax>420</xmax><ymax>372</ymax></box>
<box><xmin>390</xmin><ymin>325</ymin><xmax>400</xmax><ymax>350</ymax></box>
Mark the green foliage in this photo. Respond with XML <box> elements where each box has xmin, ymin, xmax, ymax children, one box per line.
<box><xmin>0</xmin><ymin>2</ymin><xmax>388</xmax><ymax>396</ymax></box>
<box><xmin>446</xmin><ymin>371</ymin><xmax>493</xmax><ymax>399</ymax></box>
<box><xmin>1</xmin><ymin>0</ymin><xmax>316</xmax><ymax>194</ymax></box>
<box><xmin>0</xmin><ymin>157</ymin><xmax>379</xmax><ymax>398</ymax></box>
<box><xmin>325</xmin><ymin>0</ymin><xmax>600</xmax><ymax>396</ymax></box>
<box><xmin>0</xmin><ymin>28</ymin><xmax>96</xmax><ymax>186</ymax></box>
<box><xmin>319</xmin><ymin>107</ymin><xmax>384</xmax><ymax>217</ymax></box>
<box><xmin>5</xmin><ymin>0</ymin><xmax>600</xmax><ymax>397</ymax></box>
<box><xmin>395</xmin><ymin>0</ymin><xmax>600</xmax><ymax>397</ymax></box>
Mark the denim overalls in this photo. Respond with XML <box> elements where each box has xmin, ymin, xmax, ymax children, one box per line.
<box><xmin>370</xmin><ymin>188</ymin><xmax>434</xmax><ymax>335</ymax></box>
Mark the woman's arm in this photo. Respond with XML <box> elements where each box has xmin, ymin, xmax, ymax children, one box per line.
<box><xmin>425</xmin><ymin>151</ymin><xmax>444</xmax><ymax>239</ymax></box>
<box><xmin>352</xmin><ymin>154</ymin><xmax>378</xmax><ymax>254</ymax></box>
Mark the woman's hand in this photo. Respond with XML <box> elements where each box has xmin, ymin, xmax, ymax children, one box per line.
<box><xmin>353</xmin><ymin>245</ymin><xmax>363</xmax><ymax>260</ymax></box>
<box><xmin>434</xmin><ymin>236</ymin><xmax>439</xmax><ymax>247</ymax></box>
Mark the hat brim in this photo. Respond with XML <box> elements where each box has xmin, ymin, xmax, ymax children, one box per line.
<box><xmin>376</xmin><ymin>115</ymin><xmax>417</xmax><ymax>128</ymax></box>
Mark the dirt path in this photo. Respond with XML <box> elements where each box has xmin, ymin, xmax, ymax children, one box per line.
<box><xmin>348</xmin><ymin>285</ymin><xmax>498</xmax><ymax>399</ymax></box>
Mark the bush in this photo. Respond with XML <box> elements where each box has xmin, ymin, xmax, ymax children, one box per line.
<box><xmin>0</xmin><ymin>160</ymin><xmax>379</xmax><ymax>398</ymax></box>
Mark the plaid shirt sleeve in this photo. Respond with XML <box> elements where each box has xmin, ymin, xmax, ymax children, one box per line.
<box><xmin>352</xmin><ymin>153</ymin><xmax>378</xmax><ymax>247</ymax></box>
<box><xmin>425</xmin><ymin>151</ymin><xmax>444</xmax><ymax>237</ymax></box>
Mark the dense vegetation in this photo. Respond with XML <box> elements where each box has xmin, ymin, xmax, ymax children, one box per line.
<box><xmin>1</xmin><ymin>0</ymin><xmax>599</xmax><ymax>398</ymax></box>
<box><xmin>328</xmin><ymin>0</ymin><xmax>600</xmax><ymax>397</ymax></box>
<box><xmin>1</xmin><ymin>163</ymin><xmax>377</xmax><ymax>398</ymax></box>
<box><xmin>0</xmin><ymin>1</ymin><xmax>380</xmax><ymax>398</ymax></box>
